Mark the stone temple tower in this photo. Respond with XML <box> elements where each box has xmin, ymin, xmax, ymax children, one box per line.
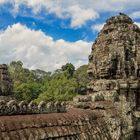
<box><xmin>86</xmin><ymin>13</ymin><xmax>140</xmax><ymax>139</ymax></box>
<box><xmin>87</xmin><ymin>13</ymin><xmax>140</xmax><ymax>108</ymax></box>
<box><xmin>0</xmin><ymin>64</ymin><xmax>13</xmax><ymax>100</ymax></box>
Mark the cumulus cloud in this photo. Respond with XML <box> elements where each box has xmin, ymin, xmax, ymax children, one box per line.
<box><xmin>0</xmin><ymin>0</ymin><xmax>99</xmax><ymax>28</ymax></box>
<box><xmin>0</xmin><ymin>23</ymin><xmax>92</xmax><ymax>71</ymax></box>
<box><xmin>67</xmin><ymin>5</ymin><xmax>99</xmax><ymax>28</ymax></box>
<box><xmin>91</xmin><ymin>23</ymin><xmax>105</xmax><ymax>32</ymax></box>
<box><xmin>2</xmin><ymin>0</ymin><xmax>140</xmax><ymax>28</ymax></box>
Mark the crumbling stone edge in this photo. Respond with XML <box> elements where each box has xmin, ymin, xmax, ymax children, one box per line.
<box><xmin>0</xmin><ymin>100</ymin><xmax>66</xmax><ymax>115</ymax></box>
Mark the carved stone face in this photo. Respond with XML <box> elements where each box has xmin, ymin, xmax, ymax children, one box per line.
<box><xmin>93</xmin><ymin>54</ymin><xmax>117</xmax><ymax>79</ymax></box>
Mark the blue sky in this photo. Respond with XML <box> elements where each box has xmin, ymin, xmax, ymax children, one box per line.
<box><xmin>0</xmin><ymin>0</ymin><xmax>140</xmax><ymax>71</ymax></box>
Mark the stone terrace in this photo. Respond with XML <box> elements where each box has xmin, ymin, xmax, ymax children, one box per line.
<box><xmin>0</xmin><ymin>108</ymin><xmax>115</xmax><ymax>140</ymax></box>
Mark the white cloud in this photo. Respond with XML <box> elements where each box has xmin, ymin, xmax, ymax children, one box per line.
<box><xmin>67</xmin><ymin>5</ymin><xmax>99</xmax><ymax>28</ymax></box>
<box><xmin>91</xmin><ymin>23</ymin><xmax>105</xmax><ymax>32</ymax></box>
<box><xmin>0</xmin><ymin>0</ymin><xmax>99</xmax><ymax>28</ymax></box>
<box><xmin>0</xmin><ymin>23</ymin><xmax>92</xmax><ymax>71</ymax></box>
<box><xmin>134</xmin><ymin>22</ymin><xmax>140</xmax><ymax>27</ymax></box>
<box><xmin>130</xmin><ymin>11</ymin><xmax>140</xmax><ymax>19</ymax></box>
<box><xmin>2</xmin><ymin>0</ymin><xmax>140</xmax><ymax>28</ymax></box>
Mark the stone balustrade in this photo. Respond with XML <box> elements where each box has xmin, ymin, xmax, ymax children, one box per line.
<box><xmin>0</xmin><ymin>100</ymin><xmax>66</xmax><ymax>115</ymax></box>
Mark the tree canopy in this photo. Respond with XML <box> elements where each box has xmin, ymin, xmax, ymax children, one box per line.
<box><xmin>8</xmin><ymin>61</ymin><xmax>89</xmax><ymax>102</ymax></box>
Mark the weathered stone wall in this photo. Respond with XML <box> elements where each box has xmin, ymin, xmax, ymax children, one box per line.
<box><xmin>0</xmin><ymin>64</ymin><xmax>13</xmax><ymax>97</ymax></box>
<box><xmin>72</xmin><ymin>96</ymin><xmax>136</xmax><ymax>140</ymax></box>
<box><xmin>0</xmin><ymin>108</ymin><xmax>121</xmax><ymax>140</ymax></box>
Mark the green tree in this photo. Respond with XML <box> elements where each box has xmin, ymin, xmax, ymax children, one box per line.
<box><xmin>74</xmin><ymin>65</ymin><xmax>89</xmax><ymax>95</ymax></box>
<box><xmin>36</xmin><ymin>74</ymin><xmax>78</xmax><ymax>102</ymax></box>
<box><xmin>9</xmin><ymin>61</ymin><xmax>41</xmax><ymax>101</ymax></box>
<box><xmin>14</xmin><ymin>82</ymin><xmax>41</xmax><ymax>101</ymax></box>
<box><xmin>61</xmin><ymin>63</ymin><xmax>75</xmax><ymax>78</ymax></box>
<box><xmin>8</xmin><ymin>61</ymin><xmax>89</xmax><ymax>102</ymax></box>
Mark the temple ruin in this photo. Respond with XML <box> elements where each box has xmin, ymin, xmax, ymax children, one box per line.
<box><xmin>0</xmin><ymin>13</ymin><xmax>140</xmax><ymax>140</ymax></box>
<box><xmin>0</xmin><ymin>64</ymin><xmax>13</xmax><ymax>96</ymax></box>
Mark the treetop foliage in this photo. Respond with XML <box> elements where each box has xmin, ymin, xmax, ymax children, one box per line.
<box><xmin>8</xmin><ymin>61</ymin><xmax>89</xmax><ymax>102</ymax></box>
